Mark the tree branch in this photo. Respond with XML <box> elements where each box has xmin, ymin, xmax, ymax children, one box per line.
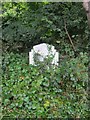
<box><xmin>64</xmin><ymin>19</ymin><xmax>76</xmax><ymax>52</ymax></box>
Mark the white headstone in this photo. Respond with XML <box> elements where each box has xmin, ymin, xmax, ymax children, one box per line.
<box><xmin>29</xmin><ymin>43</ymin><xmax>59</xmax><ymax>66</ymax></box>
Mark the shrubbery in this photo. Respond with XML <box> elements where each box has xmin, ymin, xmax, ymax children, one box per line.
<box><xmin>2</xmin><ymin>52</ymin><xmax>89</xmax><ymax>118</ymax></box>
<box><xmin>2</xmin><ymin>2</ymin><xmax>89</xmax><ymax>119</ymax></box>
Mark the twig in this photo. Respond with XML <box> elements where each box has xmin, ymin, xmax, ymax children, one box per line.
<box><xmin>64</xmin><ymin>19</ymin><xmax>76</xmax><ymax>52</ymax></box>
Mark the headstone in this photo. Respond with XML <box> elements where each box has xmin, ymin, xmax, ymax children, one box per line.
<box><xmin>29</xmin><ymin>43</ymin><xmax>59</xmax><ymax>66</ymax></box>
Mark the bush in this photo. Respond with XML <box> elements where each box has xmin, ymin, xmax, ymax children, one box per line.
<box><xmin>2</xmin><ymin>52</ymin><xmax>89</xmax><ymax>118</ymax></box>
<box><xmin>2</xmin><ymin>2</ymin><xmax>89</xmax><ymax>52</ymax></box>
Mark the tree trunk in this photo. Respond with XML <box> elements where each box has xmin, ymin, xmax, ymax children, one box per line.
<box><xmin>83</xmin><ymin>0</ymin><xmax>90</xmax><ymax>27</ymax></box>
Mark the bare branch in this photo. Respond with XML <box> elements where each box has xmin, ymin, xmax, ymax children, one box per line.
<box><xmin>64</xmin><ymin>19</ymin><xmax>76</xmax><ymax>52</ymax></box>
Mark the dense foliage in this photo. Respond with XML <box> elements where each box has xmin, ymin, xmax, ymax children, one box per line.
<box><xmin>2</xmin><ymin>52</ymin><xmax>89</xmax><ymax>118</ymax></box>
<box><xmin>2</xmin><ymin>2</ymin><xmax>89</xmax><ymax>119</ymax></box>
<box><xmin>2</xmin><ymin>2</ymin><xmax>89</xmax><ymax>52</ymax></box>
